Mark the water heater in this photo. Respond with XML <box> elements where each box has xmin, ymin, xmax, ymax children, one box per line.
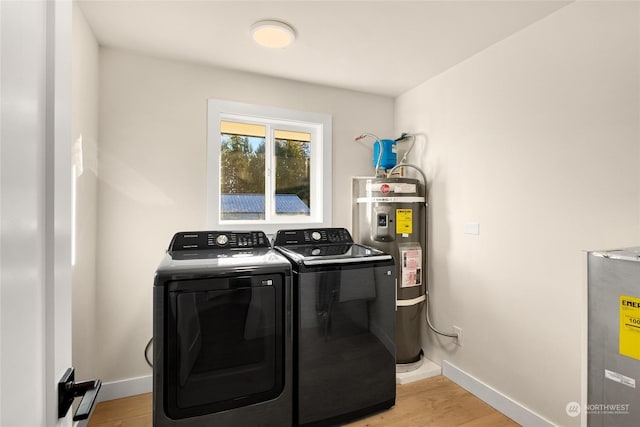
<box><xmin>352</xmin><ymin>177</ymin><xmax>426</xmax><ymax>365</ymax></box>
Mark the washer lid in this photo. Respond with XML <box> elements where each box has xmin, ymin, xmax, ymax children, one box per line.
<box><xmin>276</xmin><ymin>243</ymin><xmax>392</xmax><ymax>266</ymax></box>
<box><xmin>273</xmin><ymin>227</ymin><xmax>392</xmax><ymax>266</ymax></box>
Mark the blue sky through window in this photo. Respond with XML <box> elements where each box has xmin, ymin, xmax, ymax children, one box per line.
<box><xmin>248</xmin><ymin>136</ymin><xmax>264</xmax><ymax>151</ymax></box>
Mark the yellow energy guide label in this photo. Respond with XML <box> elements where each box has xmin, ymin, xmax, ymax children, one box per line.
<box><xmin>396</xmin><ymin>209</ymin><xmax>413</xmax><ymax>235</ymax></box>
<box><xmin>620</xmin><ymin>295</ymin><xmax>640</xmax><ymax>361</ymax></box>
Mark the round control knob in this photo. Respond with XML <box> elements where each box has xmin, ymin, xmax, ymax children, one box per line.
<box><xmin>216</xmin><ymin>234</ymin><xmax>229</xmax><ymax>246</ymax></box>
<box><xmin>311</xmin><ymin>231</ymin><xmax>322</xmax><ymax>241</ymax></box>
<box><xmin>312</xmin><ymin>248</ymin><xmax>321</xmax><ymax>256</ymax></box>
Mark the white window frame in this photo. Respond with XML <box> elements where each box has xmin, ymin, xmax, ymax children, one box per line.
<box><xmin>207</xmin><ymin>99</ymin><xmax>332</xmax><ymax>235</ymax></box>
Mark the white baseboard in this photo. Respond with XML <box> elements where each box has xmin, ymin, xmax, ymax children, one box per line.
<box><xmin>442</xmin><ymin>361</ymin><xmax>555</xmax><ymax>427</ymax></box>
<box><xmin>97</xmin><ymin>374</ymin><xmax>152</xmax><ymax>403</ymax></box>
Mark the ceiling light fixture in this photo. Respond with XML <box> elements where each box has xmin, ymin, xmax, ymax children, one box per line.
<box><xmin>251</xmin><ymin>20</ymin><xmax>296</xmax><ymax>49</ymax></box>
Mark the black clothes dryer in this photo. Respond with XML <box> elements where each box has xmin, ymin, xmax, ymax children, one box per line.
<box><xmin>153</xmin><ymin>231</ymin><xmax>292</xmax><ymax>427</ymax></box>
<box><xmin>274</xmin><ymin>228</ymin><xmax>396</xmax><ymax>427</ymax></box>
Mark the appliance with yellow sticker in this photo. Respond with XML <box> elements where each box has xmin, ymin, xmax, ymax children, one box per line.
<box><xmin>352</xmin><ymin>177</ymin><xmax>426</xmax><ymax>366</ymax></box>
<box><xmin>588</xmin><ymin>248</ymin><xmax>640</xmax><ymax>427</ymax></box>
<box><xmin>352</xmin><ymin>135</ymin><xmax>460</xmax><ymax>377</ymax></box>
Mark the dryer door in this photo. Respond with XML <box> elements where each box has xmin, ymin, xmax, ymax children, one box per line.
<box><xmin>165</xmin><ymin>274</ymin><xmax>284</xmax><ymax>419</ymax></box>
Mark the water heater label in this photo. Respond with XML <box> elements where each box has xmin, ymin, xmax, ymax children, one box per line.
<box><xmin>400</xmin><ymin>247</ymin><xmax>422</xmax><ymax>288</ymax></box>
<box><xmin>619</xmin><ymin>295</ymin><xmax>640</xmax><ymax>361</ymax></box>
<box><xmin>605</xmin><ymin>369</ymin><xmax>636</xmax><ymax>389</ymax></box>
<box><xmin>366</xmin><ymin>182</ymin><xmax>417</xmax><ymax>194</ymax></box>
<box><xmin>396</xmin><ymin>209</ymin><xmax>413</xmax><ymax>234</ymax></box>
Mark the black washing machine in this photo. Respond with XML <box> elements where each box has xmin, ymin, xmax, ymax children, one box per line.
<box><xmin>274</xmin><ymin>228</ymin><xmax>396</xmax><ymax>426</ymax></box>
<box><xmin>153</xmin><ymin>231</ymin><xmax>292</xmax><ymax>426</ymax></box>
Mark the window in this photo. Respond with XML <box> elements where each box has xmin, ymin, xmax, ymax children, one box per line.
<box><xmin>208</xmin><ymin>100</ymin><xmax>332</xmax><ymax>234</ymax></box>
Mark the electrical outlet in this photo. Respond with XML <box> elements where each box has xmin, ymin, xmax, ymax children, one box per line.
<box><xmin>453</xmin><ymin>326</ymin><xmax>463</xmax><ymax>347</ymax></box>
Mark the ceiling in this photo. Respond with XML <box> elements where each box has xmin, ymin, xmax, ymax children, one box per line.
<box><xmin>78</xmin><ymin>0</ymin><xmax>571</xmax><ymax>97</ymax></box>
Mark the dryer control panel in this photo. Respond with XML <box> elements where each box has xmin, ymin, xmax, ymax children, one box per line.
<box><xmin>169</xmin><ymin>231</ymin><xmax>270</xmax><ymax>251</ymax></box>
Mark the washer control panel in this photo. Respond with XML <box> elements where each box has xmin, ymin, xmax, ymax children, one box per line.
<box><xmin>169</xmin><ymin>231</ymin><xmax>270</xmax><ymax>251</ymax></box>
<box><xmin>273</xmin><ymin>228</ymin><xmax>353</xmax><ymax>246</ymax></box>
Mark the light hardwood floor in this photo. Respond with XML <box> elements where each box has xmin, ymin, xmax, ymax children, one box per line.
<box><xmin>88</xmin><ymin>376</ymin><xmax>519</xmax><ymax>427</ymax></box>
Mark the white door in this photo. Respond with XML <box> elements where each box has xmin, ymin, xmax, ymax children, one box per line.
<box><xmin>1</xmin><ymin>0</ymin><xmax>74</xmax><ymax>426</ymax></box>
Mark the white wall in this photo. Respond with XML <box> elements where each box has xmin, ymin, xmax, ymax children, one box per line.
<box><xmin>95</xmin><ymin>48</ymin><xmax>394</xmax><ymax>382</ymax></box>
<box><xmin>71</xmin><ymin>1</ymin><xmax>99</xmax><ymax>383</ymax></box>
<box><xmin>396</xmin><ymin>2</ymin><xmax>639</xmax><ymax>426</ymax></box>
